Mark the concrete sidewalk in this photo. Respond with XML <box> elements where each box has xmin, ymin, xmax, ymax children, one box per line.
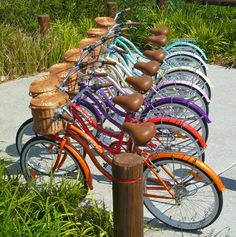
<box><xmin>1</xmin><ymin>65</ymin><xmax>236</xmax><ymax>236</ymax></box>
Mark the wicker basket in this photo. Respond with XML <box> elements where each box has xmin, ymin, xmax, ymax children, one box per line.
<box><xmin>30</xmin><ymin>92</ymin><xmax>69</xmax><ymax>135</ymax></box>
<box><xmin>95</xmin><ymin>17</ymin><xmax>116</xmax><ymax>29</ymax></box>
<box><xmin>63</xmin><ymin>48</ymin><xmax>88</xmax><ymax>62</ymax></box>
<box><xmin>56</xmin><ymin>69</ymin><xmax>79</xmax><ymax>95</ymax></box>
<box><xmin>87</xmin><ymin>28</ymin><xmax>107</xmax><ymax>38</ymax></box>
<box><xmin>78</xmin><ymin>38</ymin><xmax>101</xmax><ymax>58</ymax></box>
<box><xmin>48</xmin><ymin>62</ymin><xmax>74</xmax><ymax>75</ymax></box>
<box><xmin>29</xmin><ymin>75</ymin><xmax>60</xmax><ymax>98</ymax></box>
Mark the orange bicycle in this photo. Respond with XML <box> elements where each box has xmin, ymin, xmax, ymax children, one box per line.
<box><xmin>20</xmin><ymin>87</ymin><xmax>224</xmax><ymax>231</ymax></box>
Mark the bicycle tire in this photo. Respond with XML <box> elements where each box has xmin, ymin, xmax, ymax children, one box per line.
<box><xmin>157</xmin><ymin>69</ymin><xmax>211</xmax><ymax>99</ymax></box>
<box><xmin>162</xmin><ymin>53</ymin><xmax>207</xmax><ymax>75</ymax></box>
<box><xmin>165</xmin><ymin>44</ymin><xmax>207</xmax><ymax>61</ymax></box>
<box><xmin>20</xmin><ymin>136</ymin><xmax>87</xmax><ymax>191</ymax></box>
<box><xmin>15</xmin><ymin>118</ymin><xmax>36</xmax><ymax>155</ymax></box>
<box><xmin>153</xmin><ymin>83</ymin><xmax>209</xmax><ymax>115</ymax></box>
<box><xmin>130</xmin><ymin>121</ymin><xmax>205</xmax><ymax>161</ymax></box>
<box><xmin>140</xmin><ymin>101</ymin><xmax>209</xmax><ymax>142</ymax></box>
<box><xmin>143</xmin><ymin>157</ymin><xmax>223</xmax><ymax>230</ymax></box>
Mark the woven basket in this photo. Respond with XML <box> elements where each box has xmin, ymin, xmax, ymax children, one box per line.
<box><xmin>29</xmin><ymin>75</ymin><xmax>60</xmax><ymax>98</ymax></box>
<box><xmin>78</xmin><ymin>38</ymin><xmax>101</xmax><ymax>58</ymax></box>
<box><xmin>56</xmin><ymin>69</ymin><xmax>79</xmax><ymax>95</ymax></box>
<box><xmin>95</xmin><ymin>17</ymin><xmax>116</xmax><ymax>29</ymax></box>
<box><xmin>30</xmin><ymin>92</ymin><xmax>69</xmax><ymax>135</ymax></box>
<box><xmin>63</xmin><ymin>48</ymin><xmax>88</xmax><ymax>62</ymax></box>
<box><xmin>87</xmin><ymin>28</ymin><xmax>107</xmax><ymax>38</ymax></box>
<box><xmin>48</xmin><ymin>62</ymin><xmax>74</xmax><ymax>75</ymax></box>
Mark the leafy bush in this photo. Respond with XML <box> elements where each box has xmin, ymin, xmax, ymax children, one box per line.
<box><xmin>0</xmin><ymin>161</ymin><xmax>113</xmax><ymax>236</ymax></box>
<box><xmin>0</xmin><ymin>0</ymin><xmax>235</xmax><ymax>80</ymax></box>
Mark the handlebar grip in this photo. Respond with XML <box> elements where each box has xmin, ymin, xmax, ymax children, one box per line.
<box><xmin>60</xmin><ymin>113</ymin><xmax>74</xmax><ymax>123</ymax></box>
<box><xmin>116</xmin><ymin>48</ymin><xmax>128</xmax><ymax>54</ymax></box>
<box><xmin>103</xmin><ymin>60</ymin><xmax>116</xmax><ymax>66</ymax></box>
<box><xmin>93</xmin><ymin>72</ymin><xmax>108</xmax><ymax>77</ymax></box>
<box><xmin>102</xmin><ymin>82</ymin><xmax>113</xmax><ymax>88</ymax></box>
<box><xmin>124</xmin><ymin>8</ymin><xmax>131</xmax><ymax>12</ymax></box>
<box><xmin>90</xmin><ymin>82</ymin><xmax>113</xmax><ymax>92</ymax></box>
<box><xmin>125</xmin><ymin>21</ymin><xmax>142</xmax><ymax>26</ymax></box>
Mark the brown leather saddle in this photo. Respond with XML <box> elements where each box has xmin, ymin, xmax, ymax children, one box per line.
<box><xmin>147</xmin><ymin>35</ymin><xmax>168</xmax><ymax>47</ymax></box>
<box><xmin>122</xmin><ymin>122</ymin><xmax>156</xmax><ymax>145</ymax></box>
<box><xmin>143</xmin><ymin>48</ymin><xmax>167</xmax><ymax>62</ymax></box>
<box><xmin>112</xmin><ymin>93</ymin><xmax>144</xmax><ymax>112</ymax></box>
<box><xmin>125</xmin><ymin>76</ymin><xmax>153</xmax><ymax>93</ymax></box>
<box><xmin>149</xmin><ymin>26</ymin><xmax>169</xmax><ymax>36</ymax></box>
<box><xmin>134</xmin><ymin>61</ymin><xmax>160</xmax><ymax>76</ymax></box>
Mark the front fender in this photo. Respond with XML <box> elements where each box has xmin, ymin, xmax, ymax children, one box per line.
<box><xmin>64</xmin><ymin>143</ymin><xmax>93</xmax><ymax>190</ymax></box>
<box><xmin>149</xmin><ymin>152</ymin><xmax>225</xmax><ymax>192</ymax></box>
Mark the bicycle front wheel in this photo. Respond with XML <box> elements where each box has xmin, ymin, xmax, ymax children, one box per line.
<box><xmin>143</xmin><ymin>157</ymin><xmax>223</xmax><ymax>230</ymax></box>
<box><xmin>20</xmin><ymin>136</ymin><xmax>87</xmax><ymax>190</ymax></box>
<box><xmin>16</xmin><ymin>118</ymin><xmax>36</xmax><ymax>154</ymax></box>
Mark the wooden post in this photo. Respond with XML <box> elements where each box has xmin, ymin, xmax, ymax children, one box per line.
<box><xmin>107</xmin><ymin>2</ymin><xmax>117</xmax><ymax>17</ymax></box>
<box><xmin>38</xmin><ymin>15</ymin><xmax>50</xmax><ymax>34</ymax></box>
<box><xmin>112</xmin><ymin>153</ymin><xmax>143</xmax><ymax>237</ymax></box>
<box><xmin>156</xmin><ymin>0</ymin><xmax>167</xmax><ymax>8</ymax></box>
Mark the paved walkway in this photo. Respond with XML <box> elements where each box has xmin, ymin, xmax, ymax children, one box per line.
<box><xmin>1</xmin><ymin>65</ymin><xmax>236</xmax><ymax>236</ymax></box>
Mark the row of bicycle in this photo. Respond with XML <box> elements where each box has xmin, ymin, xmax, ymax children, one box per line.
<box><xmin>16</xmin><ymin>8</ymin><xmax>224</xmax><ymax>231</ymax></box>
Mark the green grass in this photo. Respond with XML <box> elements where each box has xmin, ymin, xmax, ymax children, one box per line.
<box><xmin>0</xmin><ymin>161</ymin><xmax>113</xmax><ymax>236</ymax></box>
<box><xmin>0</xmin><ymin>21</ymin><xmax>85</xmax><ymax>79</ymax></box>
<box><xmin>0</xmin><ymin>0</ymin><xmax>235</xmax><ymax>81</ymax></box>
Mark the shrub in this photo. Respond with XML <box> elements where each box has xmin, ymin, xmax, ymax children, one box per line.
<box><xmin>0</xmin><ymin>161</ymin><xmax>113</xmax><ymax>236</ymax></box>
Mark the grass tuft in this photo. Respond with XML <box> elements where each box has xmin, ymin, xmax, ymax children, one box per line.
<box><xmin>0</xmin><ymin>161</ymin><xmax>113</xmax><ymax>236</ymax></box>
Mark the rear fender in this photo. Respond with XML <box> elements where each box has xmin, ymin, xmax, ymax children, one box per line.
<box><xmin>149</xmin><ymin>152</ymin><xmax>225</xmax><ymax>191</ymax></box>
<box><xmin>156</xmin><ymin>80</ymin><xmax>211</xmax><ymax>103</ymax></box>
<box><xmin>145</xmin><ymin>117</ymin><xmax>207</xmax><ymax>148</ymax></box>
<box><xmin>160</xmin><ymin>66</ymin><xmax>213</xmax><ymax>88</ymax></box>
<box><xmin>141</xmin><ymin>97</ymin><xmax>211</xmax><ymax>123</ymax></box>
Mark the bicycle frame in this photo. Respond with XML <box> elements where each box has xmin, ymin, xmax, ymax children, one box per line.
<box><xmin>78</xmin><ymin>80</ymin><xmax>211</xmax><ymax>134</ymax></box>
<box><xmin>111</xmin><ymin>35</ymin><xmax>209</xmax><ymax>74</ymax></box>
<box><xmin>99</xmin><ymin>56</ymin><xmax>211</xmax><ymax>103</ymax></box>
<box><xmin>107</xmin><ymin>36</ymin><xmax>212</xmax><ymax>89</ymax></box>
<box><xmin>46</xmin><ymin>122</ymin><xmax>224</xmax><ymax>193</ymax></box>
<box><xmin>74</xmin><ymin>93</ymin><xmax>207</xmax><ymax>152</ymax></box>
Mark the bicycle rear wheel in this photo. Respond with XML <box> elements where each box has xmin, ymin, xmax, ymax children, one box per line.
<box><xmin>153</xmin><ymin>122</ymin><xmax>205</xmax><ymax>160</ymax></box>
<box><xmin>143</xmin><ymin>157</ymin><xmax>223</xmax><ymax>230</ymax></box>
<box><xmin>140</xmin><ymin>102</ymin><xmax>209</xmax><ymax>142</ymax></box>
<box><xmin>158</xmin><ymin>69</ymin><xmax>211</xmax><ymax>99</ymax></box>
<box><xmin>20</xmin><ymin>136</ymin><xmax>87</xmax><ymax>190</ymax></box>
<box><xmin>153</xmin><ymin>83</ymin><xmax>209</xmax><ymax>115</ymax></box>
<box><xmin>162</xmin><ymin>53</ymin><xmax>207</xmax><ymax>75</ymax></box>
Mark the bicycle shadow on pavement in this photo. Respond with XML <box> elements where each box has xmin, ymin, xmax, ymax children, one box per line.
<box><xmin>5</xmin><ymin>143</ymin><xmax>19</xmax><ymax>157</ymax></box>
<box><xmin>144</xmin><ymin>217</ymin><xmax>202</xmax><ymax>236</ymax></box>
<box><xmin>220</xmin><ymin>176</ymin><xmax>236</xmax><ymax>191</ymax></box>
<box><xmin>92</xmin><ymin>173</ymin><xmax>112</xmax><ymax>184</ymax></box>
